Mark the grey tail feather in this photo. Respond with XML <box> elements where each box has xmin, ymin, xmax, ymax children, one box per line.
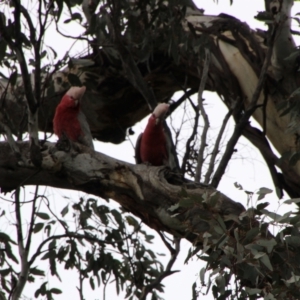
<box><xmin>135</xmin><ymin>133</ymin><xmax>143</xmax><ymax>164</ymax></box>
<box><xmin>78</xmin><ymin>110</ymin><xmax>94</xmax><ymax>149</ymax></box>
<box><xmin>163</xmin><ymin>121</ymin><xmax>181</xmax><ymax>173</ymax></box>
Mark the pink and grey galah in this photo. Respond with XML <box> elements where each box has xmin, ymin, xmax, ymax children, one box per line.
<box><xmin>53</xmin><ymin>86</ymin><xmax>94</xmax><ymax>149</ymax></box>
<box><xmin>135</xmin><ymin>103</ymin><xmax>180</xmax><ymax>171</ymax></box>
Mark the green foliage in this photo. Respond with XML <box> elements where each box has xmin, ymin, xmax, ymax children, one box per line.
<box><xmin>0</xmin><ymin>195</ymin><xmax>168</xmax><ymax>299</ymax></box>
<box><xmin>82</xmin><ymin>0</ymin><xmax>210</xmax><ymax>69</ymax></box>
<box><xmin>34</xmin><ymin>282</ymin><xmax>62</xmax><ymax>299</ymax></box>
<box><xmin>184</xmin><ymin>185</ymin><xmax>300</xmax><ymax>300</ymax></box>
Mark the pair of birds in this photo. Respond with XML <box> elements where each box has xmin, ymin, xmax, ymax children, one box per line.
<box><xmin>53</xmin><ymin>86</ymin><xmax>178</xmax><ymax>169</ymax></box>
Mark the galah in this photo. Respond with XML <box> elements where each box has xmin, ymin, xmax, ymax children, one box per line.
<box><xmin>53</xmin><ymin>86</ymin><xmax>94</xmax><ymax>149</ymax></box>
<box><xmin>135</xmin><ymin>103</ymin><xmax>180</xmax><ymax>171</ymax></box>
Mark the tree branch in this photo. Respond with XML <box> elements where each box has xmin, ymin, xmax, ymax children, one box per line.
<box><xmin>19</xmin><ymin>4</ymin><xmax>36</xmax><ymax>45</ymax></box>
<box><xmin>4</xmin><ymin>1</ymin><xmax>41</xmax><ymax>168</ymax></box>
<box><xmin>25</xmin><ymin>186</ymin><xmax>38</xmax><ymax>251</ymax></box>
<box><xmin>14</xmin><ymin>188</ymin><xmax>24</xmax><ymax>251</ymax></box>
<box><xmin>211</xmin><ymin>20</ymin><xmax>278</xmax><ymax>188</ymax></box>
<box><xmin>1</xmin><ymin>141</ymin><xmax>300</xmax><ymax>293</ymax></box>
<box><xmin>11</xmin><ymin>188</ymin><xmax>29</xmax><ymax>300</ymax></box>
<box><xmin>195</xmin><ymin>48</ymin><xmax>210</xmax><ymax>183</ymax></box>
<box><xmin>204</xmin><ymin>108</ymin><xmax>232</xmax><ymax>184</ymax></box>
<box><xmin>181</xmin><ymin>97</ymin><xmax>200</xmax><ymax>176</ymax></box>
<box><xmin>77</xmin><ymin>257</ymin><xmax>85</xmax><ymax>300</ymax></box>
<box><xmin>0</xmin><ymin>118</ymin><xmax>21</xmax><ymax>158</ymax></box>
<box><xmin>8</xmin><ymin>0</ymin><xmax>37</xmax><ymax>115</ymax></box>
<box><xmin>139</xmin><ymin>237</ymin><xmax>180</xmax><ymax>300</ymax></box>
<box><xmin>157</xmin><ymin>231</ymin><xmax>176</xmax><ymax>254</ymax></box>
<box><xmin>0</xmin><ymin>140</ymin><xmax>244</xmax><ymax>242</ymax></box>
<box><xmin>242</xmin><ymin>124</ymin><xmax>292</xmax><ymax>198</ymax></box>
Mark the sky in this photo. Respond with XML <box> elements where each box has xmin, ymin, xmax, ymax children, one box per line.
<box><xmin>2</xmin><ymin>0</ymin><xmax>300</xmax><ymax>299</ymax></box>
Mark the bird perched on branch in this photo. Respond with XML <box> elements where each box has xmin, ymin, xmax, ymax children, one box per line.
<box><xmin>53</xmin><ymin>86</ymin><xmax>94</xmax><ymax>149</ymax></box>
<box><xmin>135</xmin><ymin>103</ymin><xmax>180</xmax><ymax>171</ymax></box>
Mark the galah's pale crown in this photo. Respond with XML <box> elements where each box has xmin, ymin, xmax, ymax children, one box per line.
<box><xmin>65</xmin><ymin>86</ymin><xmax>86</xmax><ymax>106</ymax></box>
<box><xmin>153</xmin><ymin>103</ymin><xmax>169</xmax><ymax>124</ymax></box>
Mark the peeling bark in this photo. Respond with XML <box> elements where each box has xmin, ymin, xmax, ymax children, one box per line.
<box><xmin>0</xmin><ymin>141</ymin><xmax>242</xmax><ymax>236</ymax></box>
<box><xmin>1</xmin><ymin>142</ymin><xmax>300</xmax><ymax>292</ymax></box>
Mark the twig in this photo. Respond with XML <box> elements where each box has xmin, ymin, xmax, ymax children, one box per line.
<box><xmin>262</xmin><ymin>86</ymin><xmax>268</xmax><ymax>134</ymax></box>
<box><xmin>15</xmin><ymin>187</ymin><xmax>24</xmax><ymax>256</ymax></box>
<box><xmin>77</xmin><ymin>257</ymin><xmax>85</xmax><ymax>300</ymax></box>
<box><xmin>0</xmin><ymin>71</ymin><xmax>24</xmax><ymax>153</ymax></box>
<box><xmin>242</xmin><ymin>124</ymin><xmax>285</xmax><ymax>198</ymax></box>
<box><xmin>124</xmin><ymin>228</ymin><xmax>139</xmax><ymax>287</ymax></box>
<box><xmin>157</xmin><ymin>231</ymin><xmax>175</xmax><ymax>254</ymax></box>
<box><xmin>181</xmin><ymin>100</ymin><xmax>200</xmax><ymax>176</ymax></box>
<box><xmin>0</xmin><ymin>119</ymin><xmax>21</xmax><ymax>157</ymax></box>
<box><xmin>4</xmin><ymin>1</ymin><xmax>37</xmax><ymax>115</ymax></box>
<box><xmin>139</xmin><ymin>237</ymin><xmax>180</xmax><ymax>300</ymax></box>
<box><xmin>55</xmin><ymin>21</ymin><xmax>90</xmax><ymax>42</ymax></box>
<box><xmin>11</xmin><ymin>188</ymin><xmax>30</xmax><ymax>300</ymax></box>
<box><xmin>19</xmin><ymin>5</ymin><xmax>36</xmax><ymax>44</ymax></box>
<box><xmin>45</xmin><ymin>196</ymin><xmax>69</xmax><ymax>232</ymax></box>
<box><xmin>167</xmin><ymin>72</ymin><xmax>198</xmax><ymax>115</ymax></box>
<box><xmin>168</xmin><ymin>87</ymin><xmax>198</xmax><ymax>115</ymax></box>
<box><xmin>2</xmin><ymin>1</ymin><xmax>41</xmax><ymax>166</ymax></box>
<box><xmin>33</xmin><ymin>0</ymin><xmax>43</xmax><ymax>105</ymax></box>
<box><xmin>25</xmin><ymin>186</ymin><xmax>38</xmax><ymax>251</ymax></box>
<box><xmin>169</xmin><ymin>109</ymin><xmax>181</xmax><ymax>149</ymax></box>
<box><xmin>0</xmin><ymin>74</ymin><xmax>11</xmax><ymax>109</ymax></box>
<box><xmin>204</xmin><ymin>108</ymin><xmax>232</xmax><ymax>184</ymax></box>
<box><xmin>211</xmin><ymin>22</ymin><xmax>278</xmax><ymax>188</ymax></box>
<box><xmin>195</xmin><ymin>48</ymin><xmax>210</xmax><ymax>183</ymax></box>
<box><xmin>103</xmin><ymin>273</ymin><xmax>111</xmax><ymax>300</ymax></box>
<box><xmin>104</xmin><ymin>5</ymin><xmax>157</xmax><ymax>111</ymax></box>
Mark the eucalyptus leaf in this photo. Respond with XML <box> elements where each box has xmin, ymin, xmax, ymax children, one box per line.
<box><xmin>257</xmin><ymin>187</ymin><xmax>273</xmax><ymax>201</ymax></box>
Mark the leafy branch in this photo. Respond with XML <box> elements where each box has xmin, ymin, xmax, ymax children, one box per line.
<box><xmin>139</xmin><ymin>236</ymin><xmax>180</xmax><ymax>300</ymax></box>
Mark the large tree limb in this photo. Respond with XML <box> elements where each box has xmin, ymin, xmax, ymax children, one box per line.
<box><xmin>1</xmin><ymin>142</ymin><xmax>300</xmax><ymax>294</ymax></box>
<box><xmin>0</xmin><ymin>141</ymin><xmax>242</xmax><ymax>236</ymax></box>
